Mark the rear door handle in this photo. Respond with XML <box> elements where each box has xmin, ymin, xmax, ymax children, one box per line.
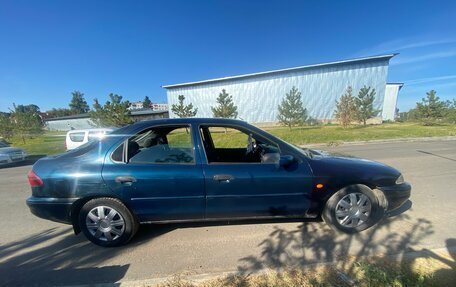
<box><xmin>115</xmin><ymin>176</ymin><xmax>137</xmax><ymax>183</ymax></box>
<box><xmin>213</xmin><ymin>174</ymin><xmax>234</xmax><ymax>182</ymax></box>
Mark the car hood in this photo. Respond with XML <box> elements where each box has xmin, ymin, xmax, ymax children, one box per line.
<box><xmin>306</xmin><ymin>149</ymin><xmax>401</xmax><ymax>186</ymax></box>
<box><xmin>0</xmin><ymin>147</ymin><xmax>25</xmax><ymax>154</ymax></box>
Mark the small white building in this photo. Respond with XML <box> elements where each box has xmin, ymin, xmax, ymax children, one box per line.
<box><xmin>128</xmin><ymin>101</ymin><xmax>144</xmax><ymax>110</ymax></box>
<box><xmin>152</xmin><ymin>103</ymin><xmax>169</xmax><ymax>111</ymax></box>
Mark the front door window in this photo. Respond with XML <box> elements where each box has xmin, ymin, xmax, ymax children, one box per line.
<box><xmin>200</xmin><ymin>126</ymin><xmax>280</xmax><ymax>164</ymax></box>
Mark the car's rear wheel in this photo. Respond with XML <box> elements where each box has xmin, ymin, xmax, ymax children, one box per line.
<box><xmin>323</xmin><ymin>184</ymin><xmax>384</xmax><ymax>233</ymax></box>
<box><xmin>79</xmin><ymin>198</ymin><xmax>138</xmax><ymax>247</ymax></box>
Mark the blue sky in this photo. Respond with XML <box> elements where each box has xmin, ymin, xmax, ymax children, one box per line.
<box><xmin>0</xmin><ymin>0</ymin><xmax>455</xmax><ymax>113</ymax></box>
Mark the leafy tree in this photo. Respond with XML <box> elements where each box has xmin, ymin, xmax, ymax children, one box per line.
<box><xmin>89</xmin><ymin>93</ymin><xmax>132</xmax><ymax>127</ymax></box>
<box><xmin>334</xmin><ymin>86</ymin><xmax>357</xmax><ymax>128</ymax></box>
<box><xmin>355</xmin><ymin>86</ymin><xmax>379</xmax><ymax>125</ymax></box>
<box><xmin>171</xmin><ymin>95</ymin><xmax>198</xmax><ymax>118</ymax></box>
<box><xmin>415</xmin><ymin>90</ymin><xmax>448</xmax><ymax>125</ymax></box>
<box><xmin>277</xmin><ymin>86</ymin><xmax>308</xmax><ymax>129</ymax></box>
<box><xmin>0</xmin><ymin>113</ymin><xmax>14</xmax><ymax>140</ymax></box>
<box><xmin>69</xmin><ymin>91</ymin><xmax>90</xmax><ymax>114</ymax></box>
<box><xmin>9</xmin><ymin>104</ymin><xmax>44</xmax><ymax>144</ymax></box>
<box><xmin>211</xmin><ymin>89</ymin><xmax>238</xmax><ymax>119</ymax></box>
<box><xmin>143</xmin><ymin>96</ymin><xmax>152</xmax><ymax>109</ymax></box>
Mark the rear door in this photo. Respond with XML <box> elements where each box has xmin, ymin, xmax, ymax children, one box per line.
<box><xmin>102</xmin><ymin>124</ymin><xmax>205</xmax><ymax>221</ymax></box>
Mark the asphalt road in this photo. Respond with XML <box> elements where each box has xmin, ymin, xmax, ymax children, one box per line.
<box><xmin>0</xmin><ymin>139</ymin><xmax>455</xmax><ymax>286</ymax></box>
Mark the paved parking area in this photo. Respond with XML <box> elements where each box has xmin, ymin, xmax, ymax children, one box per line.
<box><xmin>0</xmin><ymin>140</ymin><xmax>455</xmax><ymax>286</ymax></box>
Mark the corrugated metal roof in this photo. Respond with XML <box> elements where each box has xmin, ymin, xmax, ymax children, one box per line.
<box><xmin>163</xmin><ymin>54</ymin><xmax>397</xmax><ymax>89</ymax></box>
<box><xmin>44</xmin><ymin>110</ymin><xmax>168</xmax><ymax>121</ymax></box>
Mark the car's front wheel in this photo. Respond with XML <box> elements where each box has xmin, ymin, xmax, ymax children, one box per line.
<box><xmin>323</xmin><ymin>184</ymin><xmax>384</xmax><ymax>233</ymax></box>
<box><xmin>79</xmin><ymin>198</ymin><xmax>138</xmax><ymax>247</ymax></box>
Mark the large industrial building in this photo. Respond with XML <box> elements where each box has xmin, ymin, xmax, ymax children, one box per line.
<box><xmin>164</xmin><ymin>54</ymin><xmax>402</xmax><ymax>123</ymax></box>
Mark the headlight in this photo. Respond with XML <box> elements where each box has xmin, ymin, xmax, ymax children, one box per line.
<box><xmin>395</xmin><ymin>174</ymin><xmax>404</xmax><ymax>184</ymax></box>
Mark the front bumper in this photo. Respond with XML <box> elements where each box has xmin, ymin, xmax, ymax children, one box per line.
<box><xmin>378</xmin><ymin>182</ymin><xmax>411</xmax><ymax>211</ymax></box>
<box><xmin>26</xmin><ymin>197</ymin><xmax>78</xmax><ymax>224</ymax></box>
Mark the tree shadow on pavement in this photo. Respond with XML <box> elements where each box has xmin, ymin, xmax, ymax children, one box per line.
<box><xmin>237</xmin><ymin>206</ymin><xmax>437</xmax><ymax>275</ymax></box>
<box><xmin>0</xmin><ymin>227</ymin><xmax>129</xmax><ymax>286</ymax></box>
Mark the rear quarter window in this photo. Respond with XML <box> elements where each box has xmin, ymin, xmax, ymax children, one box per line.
<box><xmin>69</xmin><ymin>132</ymin><xmax>85</xmax><ymax>142</ymax></box>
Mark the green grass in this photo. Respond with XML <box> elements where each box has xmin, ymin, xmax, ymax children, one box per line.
<box><xmin>266</xmin><ymin>122</ymin><xmax>456</xmax><ymax>146</ymax></box>
<box><xmin>5</xmin><ymin>122</ymin><xmax>456</xmax><ymax>156</ymax></box>
<box><xmin>8</xmin><ymin>131</ymin><xmax>66</xmax><ymax>156</ymax></box>
<box><xmin>208</xmin><ymin>123</ymin><xmax>456</xmax><ymax>148</ymax></box>
<box><xmin>155</xmin><ymin>256</ymin><xmax>456</xmax><ymax>287</ymax></box>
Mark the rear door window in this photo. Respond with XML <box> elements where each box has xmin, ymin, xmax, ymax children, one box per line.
<box><xmin>127</xmin><ymin>125</ymin><xmax>195</xmax><ymax>164</ymax></box>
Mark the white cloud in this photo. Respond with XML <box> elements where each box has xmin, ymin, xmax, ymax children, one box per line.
<box><xmin>391</xmin><ymin>50</ymin><xmax>456</xmax><ymax>65</ymax></box>
<box><xmin>354</xmin><ymin>37</ymin><xmax>456</xmax><ymax>57</ymax></box>
<box><xmin>405</xmin><ymin>74</ymin><xmax>456</xmax><ymax>85</ymax></box>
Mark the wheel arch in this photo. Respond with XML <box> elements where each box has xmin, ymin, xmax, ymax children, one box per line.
<box><xmin>325</xmin><ymin>181</ymin><xmax>377</xmax><ymax>201</ymax></box>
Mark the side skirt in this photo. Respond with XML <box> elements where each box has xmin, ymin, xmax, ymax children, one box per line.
<box><xmin>140</xmin><ymin>212</ymin><xmax>318</xmax><ymax>225</ymax></box>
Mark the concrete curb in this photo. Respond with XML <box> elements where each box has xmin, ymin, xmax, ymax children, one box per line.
<box><xmin>302</xmin><ymin>136</ymin><xmax>456</xmax><ymax>148</ymax></box>
<box><xmin>69</xmin><ymin>245</ymin><xmax>456</xmax><ymax>287</ymax></box>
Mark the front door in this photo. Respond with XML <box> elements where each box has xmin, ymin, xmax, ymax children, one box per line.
<box><xmin>102</xmin><ymin>124</ymin><xmax>205</xmax><ymax>221</ymax></box>
<box><xmin>199</xmin><ymin>125</ymin><xmax>313</xmax><ymax>219</ymax></box>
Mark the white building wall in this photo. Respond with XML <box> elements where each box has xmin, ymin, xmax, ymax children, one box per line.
<box><xmin>382</xmin><ymin>84</ymin><xmax>402</xmax><ymax>121</ymax></box>
<box><xmin>166</xmin><ymin>59</ymin><xmax>390</xmax><ymax>123</ymax></box>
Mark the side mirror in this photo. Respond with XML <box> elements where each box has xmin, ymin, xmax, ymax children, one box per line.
<box><xmin>279</xmin><ymin>155</ymin><xmax>294</xmax><ymax>167</ymax></box>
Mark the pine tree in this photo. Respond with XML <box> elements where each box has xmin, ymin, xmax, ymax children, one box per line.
<box><xmin>89</xmin><ymin>94</ymin><xmax>132</xmax><ymax>127</ymax></box>
<box><xmin>334</xmin><ymin>86</ymin><xmax>357</xmax><ymax>128</ymax></box>
<box><xmin>143</xmin><ymin>96</ymin><xmax>152</xmax><ymax>109</ymax></box>
<box><xmin>69</xmin><ymin>91</ymin><xmax>90</xmax><ymax>114</ymax></box>
<box><xmin>171</xmin><ymin>95</ymin><xmax>198</xmax><ymax>118</ymax></box>
<box><xmin>211</xmin><ymin>89</ymin><xmax>238</xmax><ymax>118</ymax></box>
<box><xmin>277</xmin><ymin>86</ymin><xmax>308</xmax><ymax>129</ymax></box>
<box><xmin>416</xmin><ymin>90</ymin><xmax>447</xmax><ymax>125</ymax></box>
<box><xmin>355</xmin><ymin>86</ymin><xmax>379</xmax><ymax>125</ymax></box>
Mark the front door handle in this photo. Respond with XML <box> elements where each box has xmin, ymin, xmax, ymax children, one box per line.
<box><xmin>115</xmin><ymin>176</ymin><xmax>137</xmax><ymax>183</ymax></box>
<box><xmin>213</xmin><ymin>174</ymin><xmax>234</xmax><ymax>182</ymax></box>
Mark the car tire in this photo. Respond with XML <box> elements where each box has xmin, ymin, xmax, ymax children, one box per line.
<box><xmin>79</xmin><ymin>197</ymin><xmax>138</xmax><ymax>247</ymax></box>
<box><xmin>322</xmin><ymin>184</ymin><xmax>384</xmax><ymax>233</ymax></box>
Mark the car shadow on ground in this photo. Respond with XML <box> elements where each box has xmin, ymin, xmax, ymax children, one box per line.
<box><xmin>0</xmin><ymin>155</ymin><xmax>46</xmax><ymax>169</ymax></box>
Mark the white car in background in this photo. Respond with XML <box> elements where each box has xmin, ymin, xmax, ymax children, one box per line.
<box><xmin>65</xmin><ymin>128</ymin><xmax>113</xmax><ymax>150</ymax></box>
<box><xmin>0</xmin><ymin>141</ymin><xmax>27</xmax><ymax>165</ymax></box>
